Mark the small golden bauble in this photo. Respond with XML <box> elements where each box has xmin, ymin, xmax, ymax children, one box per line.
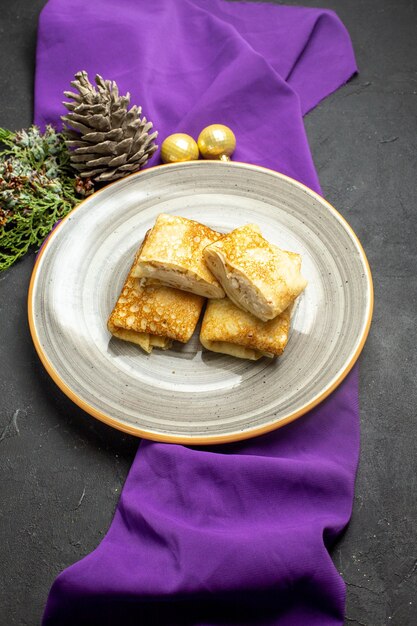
<box><xmin>197</xmin><ymin>124</ymin><xmax>236</xmax><ymax>161</ymax></box>
<box><xmin>160</xmin><ymin>133</ymin><xmax>199</xmax><ymax>164</ymax></box>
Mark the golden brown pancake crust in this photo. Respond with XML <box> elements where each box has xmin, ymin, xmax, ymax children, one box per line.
<box><xmin>108</xmin><ymin>250</ymin><xmax>205</xmax><ymax>347</ymax></box>
<box><xmin>200</xmin><ymin>297</ymin><xmax>293</xmax><ymax>357</ymax></box>
<box><xmin>131</xmin><ymin>214</ymin><xmax>224</xmax><ymax>298</ymax></box>
<box><xmin>204</xmin><ymin>224</ymin><xmax>307</xmax><ymax>320</ymax></box>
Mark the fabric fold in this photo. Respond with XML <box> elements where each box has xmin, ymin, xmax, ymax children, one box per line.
<box><xmin>36</xmin><ymin>1</ymin><xmax>360</xmax><ymax>624</ymax></box>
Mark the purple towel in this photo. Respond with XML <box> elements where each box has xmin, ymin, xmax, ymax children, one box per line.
<box><xmin>37</xmin><ymin>1</ymin><xmax>359</xmax><ymax>624</ymax></box>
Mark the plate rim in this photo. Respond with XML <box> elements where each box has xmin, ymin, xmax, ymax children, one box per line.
<box><xmin>27</xmin><ymin>161</ymin><xmax>374</xmax><ymax>445</ymax></box>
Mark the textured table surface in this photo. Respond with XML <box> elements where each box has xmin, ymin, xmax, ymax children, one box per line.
<box><xmin>1</xmin><ymin>1</ymin><xmax>416</xmax><ymax>624</ymax></box>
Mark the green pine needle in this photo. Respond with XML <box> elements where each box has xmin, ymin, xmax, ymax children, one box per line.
<box><xmin>0</xmin><ymin>124</ymin><xmax>94</xmax><ymax>272</ymax></box>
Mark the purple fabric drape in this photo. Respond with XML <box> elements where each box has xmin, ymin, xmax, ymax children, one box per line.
<box><xmin>36</xmin><ymin>1</ymin><xmax>359</xmax><ymax>624</ymax></box>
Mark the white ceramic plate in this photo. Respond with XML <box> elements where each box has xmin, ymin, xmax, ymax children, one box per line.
<box><xmin>28</xmin><ymin>161</ymin><xmax>373</xmax><ymax>444</ymax></box>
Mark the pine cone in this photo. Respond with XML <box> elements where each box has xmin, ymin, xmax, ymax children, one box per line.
<box><xmin>61</xmin><ymin>71</ymin><xmax>158</xmax><ymax>182</ymax></box>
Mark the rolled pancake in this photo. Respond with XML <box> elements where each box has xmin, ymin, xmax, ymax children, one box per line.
<box><xmin>108</xmin><ymin>253</ymin><xmax>205</xmax><ymax>353</ymax></box>
<box><xmin>203</xmin><ymin>224</ymin><xmax>307</xmax><ymax>321</ymax></box>
<box><xmin>200</xmin><ymin>297</ymin><xmax>294</xmax><ymax>360</ymax></box>
<box><xmin>131</xmin><ymin>214</ymin><xmax>225</xmax><ymax>298</ymax></box>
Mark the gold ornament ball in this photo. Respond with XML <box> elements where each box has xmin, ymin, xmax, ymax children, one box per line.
<box><xmin>197</xmin><ymin>124</ymin><xmax>236</xmax><ymax>161</ymax></box>
<box><xmin>160</xmin><ymin>133</ymin><xmax>199</xmax><ymax>164</ymax></box>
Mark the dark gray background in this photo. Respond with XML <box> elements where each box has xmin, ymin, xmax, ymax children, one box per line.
<box><xmin>1</xmin><ymin>0</ymin><xmax>416</xmax><ymax>624</ymax></box>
